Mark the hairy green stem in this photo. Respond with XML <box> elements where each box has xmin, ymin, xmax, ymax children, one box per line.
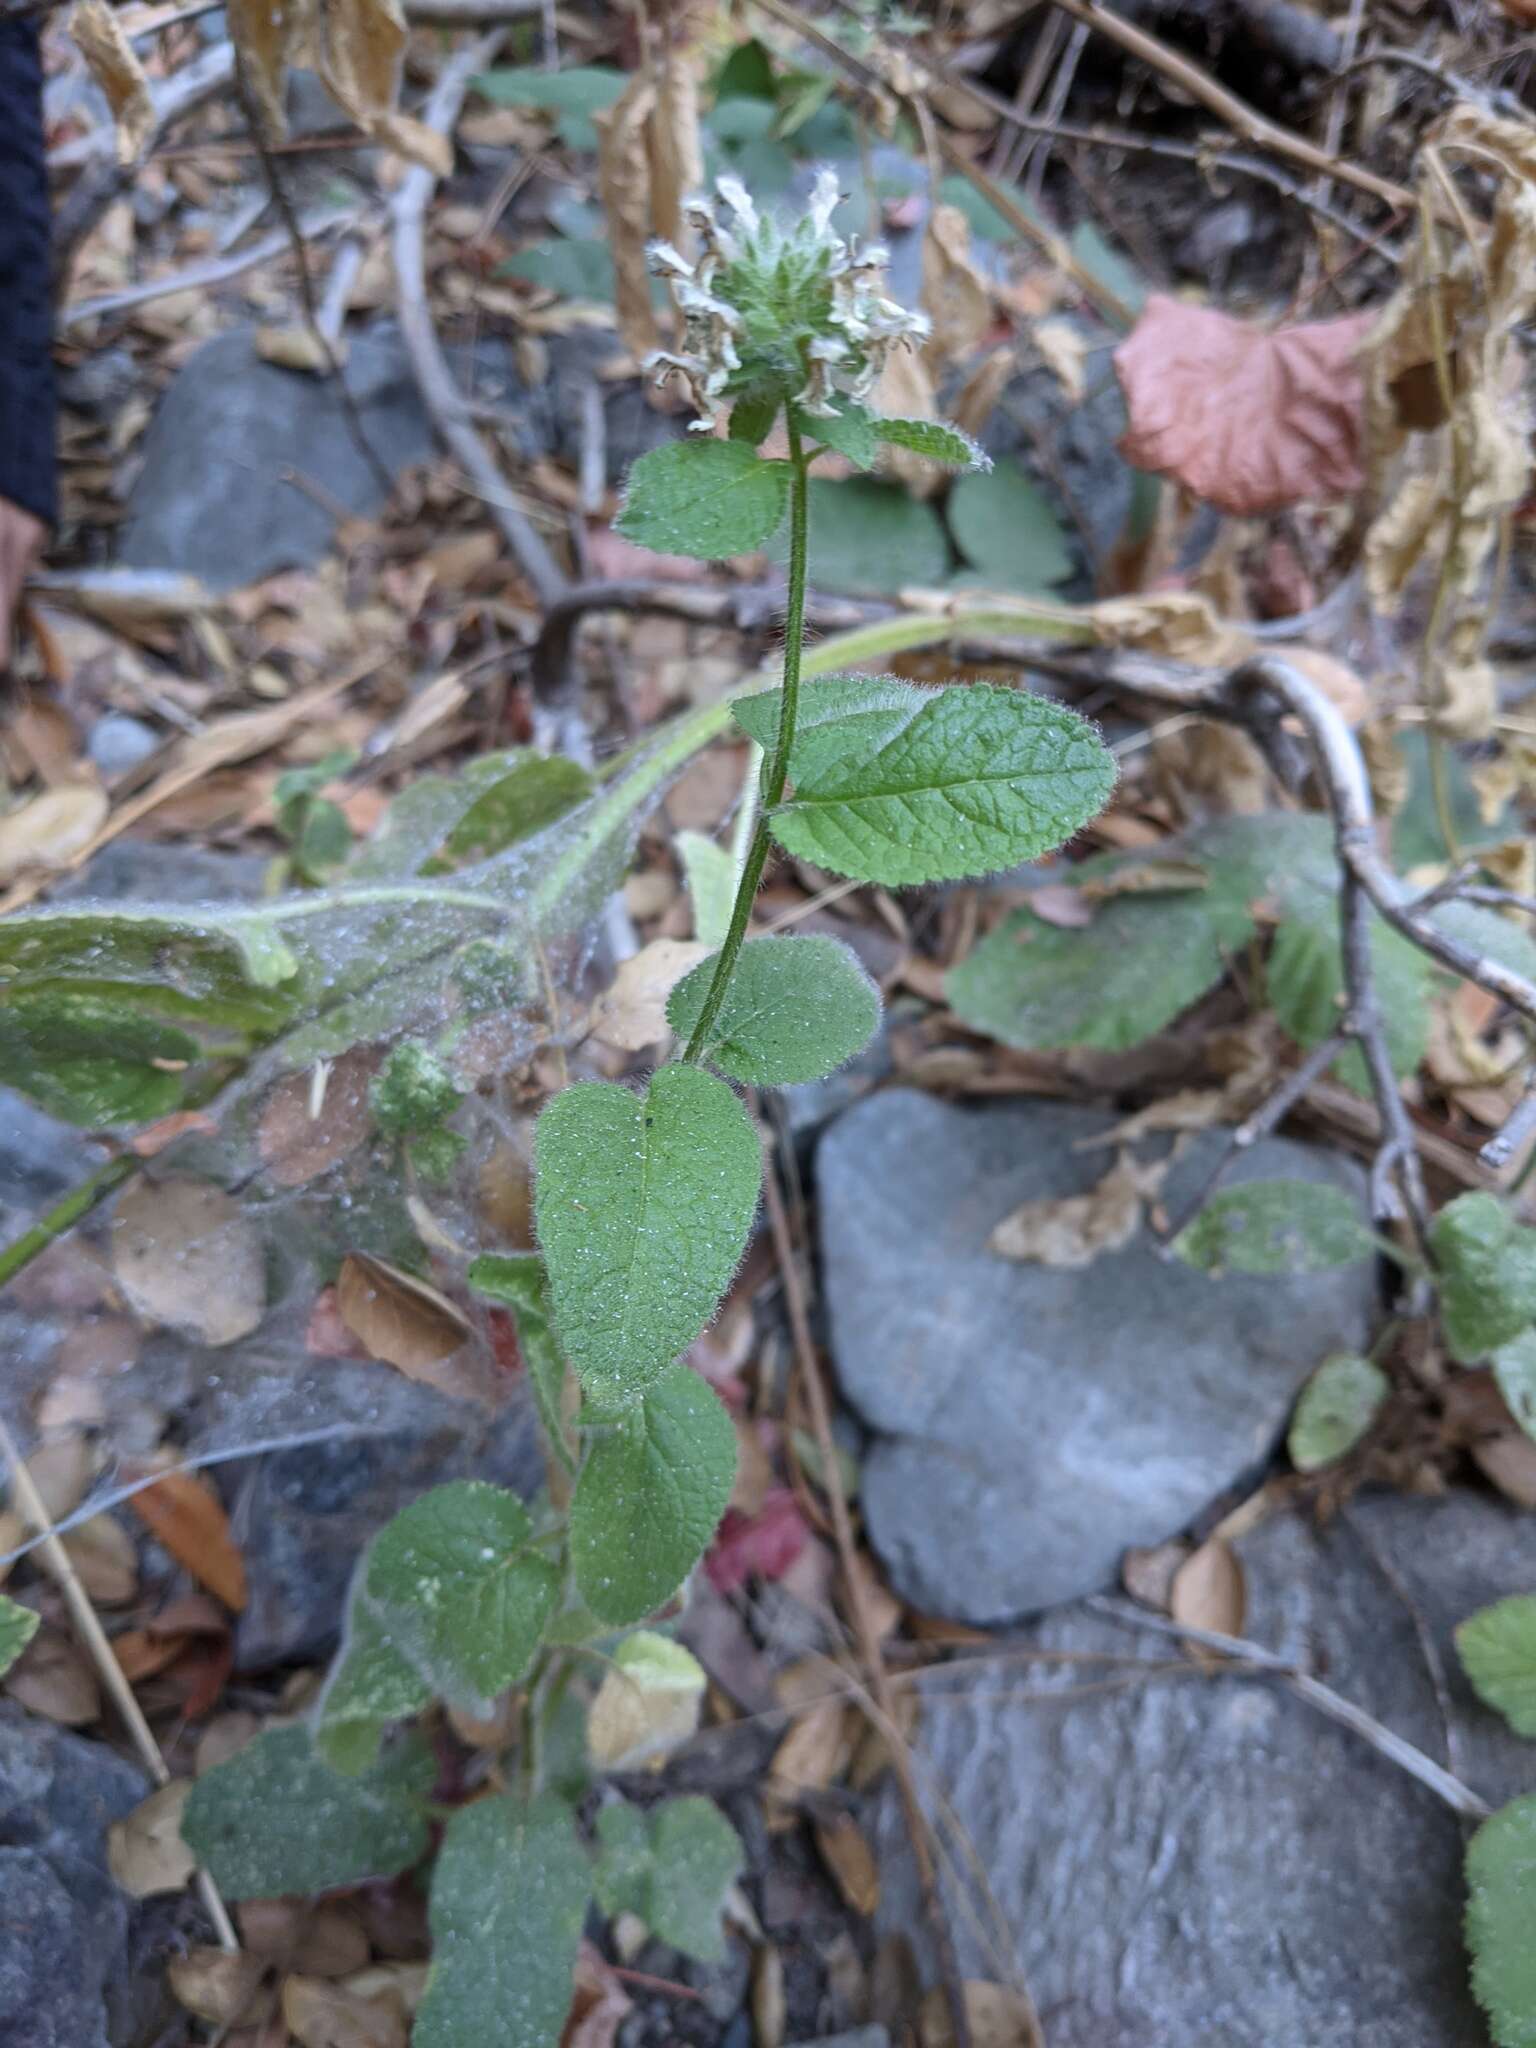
<box><xmin>682</xmin><ymin>423</ymin><xmax>812</xmax><ymax>1064</ymax></box>
<box><xmin>0</xmin><ymin>1153</ymin><xmax>140</xmax><ymax>1292</ymax></box>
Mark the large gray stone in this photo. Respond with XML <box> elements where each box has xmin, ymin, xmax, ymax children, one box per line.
<box><xmin>869</xmin><ymin>1489</ymin><xmax>1536</xmax><ymax>2045</ymax></box>
<box><xmin>119</xmin><ymin>324</ymin><xmax>545</xmax><ymax>591</ymax></box>
<box><xmin>818</xmin><ymin>1092</ymin><xmax>1377</xmax><ymax>1621</ymax></box>
<box><xmin>0</xmin><ymin>1707</ymin><xmax>177</xmax><ymax>2048</ymax></box>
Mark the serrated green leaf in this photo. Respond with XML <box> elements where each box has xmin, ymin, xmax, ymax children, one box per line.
<box><xmin>1430</xmin><ymin>1193</ymin><xmax>1536</xmax><ymax>1365</ymax></box>
<box><xmin>667</xmin><ymin>934</ymin><xmax>879</xmax><ymax>1084</ymax></box>
<box><xmin>786</xmin><ymin>477</ymin><xmax>949</xmax><ymax>596</ymax></box>
<box><xmin>731</xmin><ymin>675</ymin><xmax>1114</xmax><ymax>887</ymax></box>
<box><xmin>182</xmin><ymin>1725</ymin><xmax>432</xmax><ymax>1898</ymax></box>
<box><xmin>316</xmin><ymin>1594</ymin><xmax>433</xmax><ymax>1776</ymax></box>
<box><xmin>676</xmin><ymin>829</ymin><xmax>737</xmax><ymax>949</ymax></box>
<box><xmin>466</xmin><ymin>1253</ymin><xmax>574</xmax><ymax>1475</ymax></box>
<box><xmin>0</xmin><ymin>1595</ymin><xmax>39</xmax><ymax>1679</ymax></box>
<box><xmin>416</xmin><ymin>1794</ymin><xmax>591</xmax><ymax>2048</ymax></box>
<box><xmin>364</xmin><ymin>1481</ymin><xmax>558</xmax><ymax>1713</ymax></box>
<box><xmin>875</xmin><ymin>416</ymin><xmax>987</xmax><ymax>470</ymax></box>
<box><xmin>948</xmin><ymin>459</ymin><xmax>1074</xmax><ymax>593</ymax></box>
<box><xmin>800</xmin><ymin>399</ymin><xmax>879</xmax><ymax>470</ymax></box>
<box><xmin>1287</xmin><ymin>1352</ymin><xmax>1388</xmax><ymax>1473</ymax></box>
<box><xmin>571</xmin><ymin>1362</ymin><xmax>737</xmax><ymax>1624</ymax></box>
<box><xmin>1494</xmin><ymin>1328</ymin><xmax>1536</xmax><ymax>1443</ymax></box>
<box><xmin>534</xmin><ymin>1065</ymin><xmax>762</xmax><ymax>1402</ymax></box>
<box><xmin>1467</xmin><ymin>1794</ymin><xmax>1536</xmax><ymax>2048</ymax></box>
<box><xmin>594</xmin><ymin>1796</ymin><xmax>744</xmax><ymax>1963</ymax></box>
<box><xmin>1458</xmin><ymin>1597</ymin><xmax>1536</xmax><ymax>1738</ymax></box>
<box><xmin>617</xmin><ymin>441</ymin><xmax>791</xmax><ymax>560</ymax></box>
<box><xmin>1173</xmin><ymin>1180</ymin><xmax>1374</xmax><ymax>1276</ymax></box>
<box><xmin>371</xmin><ymin>1040</ymin><xmax>461</xmax><ymax>1135</ymax></box>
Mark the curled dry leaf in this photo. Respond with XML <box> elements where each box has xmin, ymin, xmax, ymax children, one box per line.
<box><xmin>1115</xmin><ymin>294</ymin><xmax>1373</xmax><ymax>515</ymax></box>
<box><xmin>227</xmin><ymin>0</ymin><xmax>292</xmax><ymax>134</ymax></box>
<box><xmin>587</xmin><ymin>1633</ymin><xmax>707</xmax><ymax>1771</ymax></box>
<box><xmin>1089</xmin><ymin>591</ymin><xmax>1252</xmax><ymax>667</ymax></box>
<box><xmin>334</xmin><ymin>1253</ymin><xmax>488</xmax><ymax>1402</ymax></box>
<box><xmin>0</xmin><ymin>782</ymin><xmax>109</xmax><ymax>884</ymax></box>
<box><xmin>988</xmin><ymin>1151</ymin><xmax>1168</xmax><ymax>1269</ymax></box>
<box><xmin>596</xmin><ymin>72</ymin><xmax>663</xmax><ymax>362</ymax></box>
<box><xmin>107</xmin><ymin>1779</ymin><xmax>197</xmax><ymax>1897</ymax></box>
<box><xmin>255</xmin><ymin>325</ymin><xmax>342</xmax><ymax>375</ymax></box>
<box><xmin>126</xmin><ymin>1466</ymin><xmax>248</xmax><ymax>1612</ymax></box>
<box><xmin>592</xmin><ymin>937</ymin><xmax>711</xmax><ymax>1051</ymax></box>
<box><xmin>5</xmin><ymin>1626</ymin><xmax>99</xmax><ymax>1725</ymax></box>
<box><xmin>112</xmin><ymin>1178</ymin><xmax>265</xmax><ymax>1347</ymax></box>
<box><xmin>921</xmin><ymin>204</ymin><xmax>993</xmax><ymax>369</ymax></box>
<box><xmin>70</xmin><ymin>0</ymin><xmax>153</xmax><ymax>164</ymax></box>
<box><xmin>1264</xmin><ymin>645</ymin><xmax>1370</xmax><ymax>728</ymax></box>
<box><xmin>648</xmin><ymin>45</ymin><xmax>703</xmax><ymax>251</ymax></box>
<box><xmin>873</xmin><ymin>345</ymin><xmax>942</xmax><ymax>499</ymax></box>
<box><xmin>1170</xmin><ymin>1535</ymin><xmax>1246</xmax><ymax>1640</ymax></box>
<box><xmin>919</xmin><ymin>1980</ymin><xmax>1044</xmax><ymax>2048</ymax></box>
<box><xmin>168</xmin><ymin>1947</ymin><xmax>268</xmax><ymax>2027</ymax></box>
<box><xmin>62</xmin><ymin>1513</ymin><xmax>139</xmax><ymax>1606</ymax></box>
<box><xmin>316</xmin><ymin>0</ymin><xmax>406</xmax><ymax>128</ymax></box>
<box><xmin>258</xmin><ymin>1047</ymin><xmax>382</xmax><ymax>1187</ymax></box>
<box><xmin>282</xmin><ymin>1974</ymin><xmax>408</xmax><ymax>2048</ymax></box>
<box><xmin>563</xmin><ymin>1942</ymin><xmax>634</xmax><ymax>2048</ymax></box>
<box><xmin>814</xmin><ymin>1810</ymin><xmax>881</xmax><ymax>1917</ymax></box>
<box><xmin>1031</xmin><ymin>317</ymin><xmax>1088</xmax><ymax>404</ymax></box>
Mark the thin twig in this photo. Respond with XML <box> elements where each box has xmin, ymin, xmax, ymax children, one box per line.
<box><xmin>59</xmin><ymin>205</ymin><xmax>363</xmax><ymax>331</ymax></box>
<box><xmin>0</xmin><ymin>1416</ymin><xmax>242</xmax><ymax>1946</ymax></box>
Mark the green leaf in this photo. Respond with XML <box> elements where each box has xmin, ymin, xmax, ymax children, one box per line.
<box><xmin>800</xmin><ymin>399</ymin><xmax>879</xmax><ymax>470</ymax></box>
<box><xmin>408</xmin><ymin>1127</ymin><xmax>467</xmax><ymax>1182</ymax></box>
<box><xmin>1172</xmin><ymin>1180</ymin><xmax>1375</xmax><ymax>1276</ymax></box>
<box><xmin>1493</xmin><ymin>1328</ymin><xmax>1536</xmax><ymax>1443</ymax></box>
<box><xmin>0</xmin><ymin>1595</ymin><xmax>39</xmax><ymax>1679</ymax></box>
<box><xmin>1267</xmin><ymin>906</ymin><xmax>1429</xmax><ymax>1093</ymax></box>
<box><xmin>789</xmin><ymin>477</ymin><xmax>948</xmax><ymax>596</ymax></box>
<box><xmin>1069</xmin><ymin>222</ymin><xmax>1147</xmax><ymax>318</ymax></box>
<box><xmin>667</xmin><ymin>934</ymin><xmax>879</xmax><ymax>1084</ymax></box>
<box><xmin>594</xmin><ymin>1795</ymin><xmax>744</xmax><ymax>1963</ymax></box>
<box><xmin>1430</xmin><ymin>1193</ymin><xmax>1536</xmax><ymax>1365</ymax></box>
<box><xmin>675</xmin><ymin>829</ymin><xmax>737</xmax><ymax>949</ymax></box>
<box><xmin>948</xmin><ymin>459</ymin><xmax>1074</xmax><ymax>593</ymax></box>
<box><xmin>729</xmin><ymin>392</ymin><xmax>780</xmax><ymax>446</ymax></box>
<box><xmin>875</xmin><ymin>416</ymin><xmax>988</xmax><ymax>471</ymax></box>
<box><xmin>937</xmin><ymin>173</ymin><xmax>1022</xmax><ymax>241</ymax></box>
<box><xmin>1458</xmin><ymin>1597</ymin><xmax>1536</xmax><ymax>1738</ymax></box>
<box><xmin>0</xmin><ymin>995</ymin><xmax>197</xmax><ymax>1126</ymax></box>
<box><xmin>731</xmin><ymin>675</ymin><xmax>1115</xmax><ymax>887</ymax></box>
<box><xmin>1467</xmin><ymin>1794</ymin><xmax>1536</xmax><ymax>2048</ymax></box>
<box><xmin>501</xmin><ymin>238</ymin><xmax>615</xmax><ymax>301</ymax></box>
<box><xmin>364</xmin><ymin>1482</ymin><xmax>559</xmax><ymax>1713</ymax></box>
<box><xmin>470</xmin><ymin>64</ymin><xmax>626</xmax><ymax>148</ymax></box>
<box><xmin>1287</xmin><ymin>1352</ymin><xmax>1388</xmax><ymax>1473</ymax></box>
<box><xmin>371</xmin><ymin>1040</ymin><xmax>461</xmax><ymax>1135</ymax></box>
<box><xmin>571</xmin><ymin>1362</ymin><xmax>737</xmax><ymax>1623</ymax></box>
<box><xmin>534</xmin><ymin>1065</ymin><xmax>762</xmax><ymax>1402</ymax></box>
<box><xmin>617</xmin><ymin>441</ymin><xmax>791</xmax><ymax>560</ymax></box>
<box><xmin>415</xmin><ymin>1794</ymin><xmax>591</xmax><ymax>2048</ymax></box>
<box><xmin>435</xmin><ymin>755</ymin><xmax>594</xmax><ymax>869</ymax></box>
<box><xmin>466</xmin><ymin>1253</ymin><xmax>575</xmax><ymax>1475</ymax></box>
<box><xmin>316</xmin><ymin>1594</ymin><xmax>433</xmax><ymax>1776</ymax></box>
<box><xmin>182</xmin><ymin>1725</ymin><xmax>432</xmax><ymax>1898</ymax></box>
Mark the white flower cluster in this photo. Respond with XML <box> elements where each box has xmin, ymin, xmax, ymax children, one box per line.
<box><xmin>646</xmin><ymin>168</ymin><xmax>930</xmax><ymax>431</ymax></box>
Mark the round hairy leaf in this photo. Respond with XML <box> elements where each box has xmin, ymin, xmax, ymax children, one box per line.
<box><xmin>1493</xmin><ymin>1328</ymin><xmax>1536</xmax><ymax>1442</ymax></box>
<box><xmin>571</xmin><ymin>1362</ymin><xmax>737</xmax><ymax>1623</ymax></box>
<box><xmin>415</xmin><ymin>1795</ymin><xmax>591</xmax><ymax>2048</ymax></box>
<box><xmin>1467</xmin><ymin>1794</ymin><xmax>1536</xmax><ymax>2048</ymax></box>
<box><xmin>593</xmin><ymin>1795</ymin><xmax>744</xmax><ymax>1963</ymax></box>
<box><xmin>1458</xmin><ymin>1597</ymin><xmax>1536</xmax><ymax>1739</ymax></box>
<box><xmin>316</xmin><ymin>1597</ymin><xmax>432</xmax><ymax>1777</ymax></box>
<box><xmin>732</xmin><ymin>675</ymin><xmax>1115</xmax><ymax>886</ymax></box>
<box><xmin>1430</xmin><ymin>1192</ymin><xmax>1536</xmax><ymax>1365</ymax></box>
<box><xmin>876</xmin><ymin>415</ymin><xmax>988</xmax><ymax>470</ymax></box>
<box><xmin>364</xmin><ymin>1481</ymin><xmax>558</xmax><ymax>1713</ymax></box>
<box><xmin>182</xmin><ymin>1725</ymin><xmax>432</xmax><ymax>1899</ymax></box>
<box><xmin>1287</xmin><ymin>1352</ymin><xmax>1388</xmax><ymax>1473</ymax></box>
<box><xmin>535</xmin><ymin>1065</ymin><xmax>762</xmax><ymax>1402</ymax></box>
<box><xmin>616</xmin><ymin>440</ymin><xmax>790</xmax><ymax>559</ymax></box>
<box><xmin>666</xmin><ymin>934</ymin><xmax>880</xmax><ymax>1085</ymax></box>
<box><xmin>1172</xmin><ymin>1180</ymin><xmax>1374</xmax><ymax>1276</ymax></box>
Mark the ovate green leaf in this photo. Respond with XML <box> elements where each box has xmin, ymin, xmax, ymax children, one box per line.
<box><xmin>535</xmin><ymin>1065</ymin><xmax>762</xmax><ymax>1401</ymax></box>
<box><xmin>1287</xmin><ymin>1352</ymin><xmax>1388</xmax><ymax>1473</ymax></box>
<box><xmin>1173</xmin><ymin>1180</ymin><xmax>1374</xmax><ymax>1276</ymax></box>
<box><xmin>571</xmin><ymin>1362</ymin><xmax>737</xmax><ymax>1623</ymax></box>
<box><xmin>1493</xmin><ymin>1328</ymin><xmax>1536</xmax><ymax>1443</ymax></box>
<box><xmin>675</xmin><ymin>829</ymin><xmax>737</xmax><ymax>949</ymax></box>
<box><xmin>0</xmin><ymin>995</ymin><xmax>196</xmax><ymax>1126</ymax></box>
<box><xmin>436</xmin><ymin>755</ymin><xmax>593</xmax><ymax>868</ymax></box>
<box><xmin>415</xmin><ymin>1795</ymin><xmax>591</xmax><ymax>2048</ymax></box>
<box><xmin>316</xmin><ymin>1594</ymin><xmax>433</xmax><ymax>1776</ymax></box>
<box><xmin>617</xmin><ymin>441</ymin><xmax>791</xmax><ymax>560</ymax></box>
<box><xmin>666</xmin><ymin>934</ymin><xmax>879</xmax><ymax>1085</ymax></box>
<box><xmin>1467</xmin><ymin>1794</ymin><xmax>1536</xmax><ymax>2048</ymax></box>
<box><xmin>1458</xmin><ymin>1597</ymin><xmax>1536</xmax><ymax>1738</ymax></box>
<box><xmin>732</xmin><ymin>676</ymin><xmax>1114</xmax><ymax>886</ymax></box>
<box><xmin>790</xmin><ymin>477</ymin><xmax>949</xmax><ymax>596</ymax></box>
<box><xmin>0</xmin><ymin>1595</ymin><xmax>39</xmax><ymax>1679</ymax></box>
<box><xmin>948</xmin><ymin>459</ymin><xmax>1074</xmax><ymax>593</ymax></box>
<box><xmin>594</xmin><ymin>1795</ymin><xmax>744</xmax><ymax>1963</ymax></box>
<box><xmin>798</xmin><ymin>398</ymin><xmax>878</xmax><ymax>470</ymax></box>
<box><xmin>1430</xmin><ymin>1193</ymin><xmax>1536</xmax><ymax>1365</ymax></box>
<box><xmin>875</xmin><ymin>415</ymin><xmax>988</xmax><ymax>470</ymax></box>
<box><xmin>364</xmin><ymin>1481</ymin><xmax>558</xmax><ymax>1713</ymax></box>
<box><xmin>466</xmin><ymin>1252</ymin><xmax>574</xmax><ymax>1475</ymax></box>
<box><xmin>182</xmin><ymin>1725</ymin><xmax>432</xmax><ymax>1898</ymax></box>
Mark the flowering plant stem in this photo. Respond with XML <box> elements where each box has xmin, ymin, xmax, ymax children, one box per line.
<box><xmin>682</xmin><ymin>420</ymin><xmax>811</xmax><ymax>1064</ymax></box>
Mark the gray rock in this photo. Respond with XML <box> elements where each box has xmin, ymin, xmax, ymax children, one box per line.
<box><xmin>119</xmin><ymin>323</ymin><xmax>546</xmax><ymax>591</ymax></box>
<box><xmin>51</xmin><ymin>838</ymin><xmax>267</xmax><ymax>905</ymax></box>
<box><xmin>0</xmin><ymin>1707</ymin><xmax>177</xmax><ymax>2048</ymax></box>
<box><xmin>86</xmin><ymin>714</ymin><xmax>159</xmax><ymax>781</ymax></box>
<box><xmin>793</xmin><ymin>2033</ymin><xmax>890</xmax><ymax>2048</ymax></box>
<box><xmin>818</xmin><ymin>1093</ymin><xmax>1376</xmax><ymax>1622</ymax></box>
<box><xmin>869</xmin><ymin>1489</ymin><xmax>1536</xmax><ymax>2045</ymax></box>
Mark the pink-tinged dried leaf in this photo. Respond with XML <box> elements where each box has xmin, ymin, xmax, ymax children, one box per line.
<box><xmin>1114</xmin><ymin>295</ymin><xmax>1375</xmax><ymax>515</ymax></box>
<box><xmin>706</xmin><ymin>1487</ymin><xmax>809</xmax><ymax>1595</ymax></box>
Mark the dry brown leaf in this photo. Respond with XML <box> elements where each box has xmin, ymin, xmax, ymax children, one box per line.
<box><xmin>71</xmin><ymin>0</ymin><xmax>154</xmax><ymax>163</ymax></box>
<box><xmin>814</xmin><ymin>1810</ymin><xmax>881</xmax><ymax>1917</ymax></box>
<box><xmin>130</xmin><ymin>1109</ymin><xmax>220</xmax><ymax>1158</ymax></box>
<box><xmin>168</xmin><ymin>1948</ymin><xmax>268</xmax><ymax>2027</ymax></box>
<box><xmin>1089</xmin><ymin>591</ymin><xmax>1251</xmax><ymax>667</ymax></box>
<box><xmin>563</xmin><ymin>1943</ymin><xmax>634</xmax><ymax>2048</ymax></box>
<box><xmin>596</xmin><ymin>73</ymin><xmax>662</xmax><ymax>363</ymax></box>
<box><xmin>1121</xmin><ymin>1538</ymin><xmax>1188</xmax><ymax>1611</ymax></box>
<box><xmin>62</xmin><ymin>1514</ymin><xmax>138</xmax><ymax>1605</ymax></box>
<box><xmin>316</xmin><ymin>0</ymin><xmax>404</xmax><ymax>125</ymax></box>
<box><xmin>1031</xmin><ymin>317</ymin><xmax>1088</xmax><ymax>404</ymax></box>
<box><xmin>591</xmin><ymin>937</ymin><xmax>710</xmax><ymax>1051</ymax></box>
<box><xmin>1473</xmin><ymin>1430</ymin><xmax>1536</xmax><ymax>1509</ymax></box>
<box><xmin>16</xmin><ymin>1433</ymin><xmax>91</xmax><ymax>1525</ymax></box>
<box><xmin>921</xmin><ymin>204</ymin><xmax>992</xmax><ymax>369</ymax></box>
<box><xmin>920</xmin><ymin>1980</ymin><xmax>1044</xmax><ymax>2048</ymax></box>
<box><xmin>0</xmin><ymin>782</ymin><xmax>109</xmax><ymax>882</ymax></box>
<box><xmin>750</xmin><ymin>1947</ymin><xmax>785</xmax><ymax>2048</ymax></box>
<box><xmin>6</xmin><ymin>1626</ymin><xmax>100</xmax><ymax>1725</ymax></box>
<box><xmin>1170</xmin><ymin>1535</ymin><xmax>1245</xmax><ymax>1638</ymax></box>
<box><xmin>334</xmin><ymin>1253</ymin><xmax>474</xmax><ymax>1388</ymax></box>
<box><xmin>255</xmin><ymin>324</ymin><xmax>340</xmax><ymax>374</ymax></box>
<box><xmin>343</xmin><ymin>1965</ymin><xmax>430</xmax><ymax>2019</ymax></box>
<box><xmin>126</xmin><ymin>1466</ymin><xmax>248</xmax><ymax>1612</ymax></box>
<box><xmin>108</xmin><ymin>1780</ymin><xmax>197</xmax><ymax>1897</ymax></box>
<box><xmin>648</xmin><ymin>47</ymin><xmax>703</xmax><ymax>250</ymax></box>
<box><xmin>282</xmin><ymin>1974</ymin><xmax>408</xmax><ymax>2048</ymax></box>
<box><xmin>769</xmin><ymin>1700</ymin><xmax>852</xmax><ymax>1799</ymax></box>
<box><xmin>873</xmin><ymin>345</ymin><xmax>942</xmax><ymax>498</ymax></box>
<box><xmin>1078</xmin><ymin>859</ymin><xmax>1211</xmax><ymax>903</ymax></box>
<box><xmin>258</xmin><ymin>1046</ymin><xmax>381</xmax><ymax>1187</ymax></box>
<box><xmin>950</xmin><ymin>346</ymin><xmax>1015</xmax><ymax>442</ymax></box>
<box><xmin>1024</xmin><ymin>883</ymin><xmax>1094</xmax><ymax>929</ymax></box>
<box><xmin>371</xmin><ymin>111</ymin><xmax>453</xmax><ymax>176</ymax></box>
<box><xmin>1265</xmin><ymin>645</ymin><xmax>1371</xmax><ymax>728</ymax></box>
<box><xmin>112</xmin><ymin>1177</ymin><xmax>265</xmax><ymax>1347</ymax></box>
<box><xmin>587</xmin><ymin>1641</ymin><xmax>706</xmax><ymax>1771</ymax></box>
<box><xmin>988</xmin><ymin>1151</ymin><xmax>1167</xmax><ymax>1269</ymax></box>
<box><xmin>226</xmin><ymin>0</ymin><xmax>296</xmax><ymax>134</ymax></box>
<box><xmin>1115</xmin><ymin>295</ymin><xmax>1373</xmax><ymax>514</ymax></box>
